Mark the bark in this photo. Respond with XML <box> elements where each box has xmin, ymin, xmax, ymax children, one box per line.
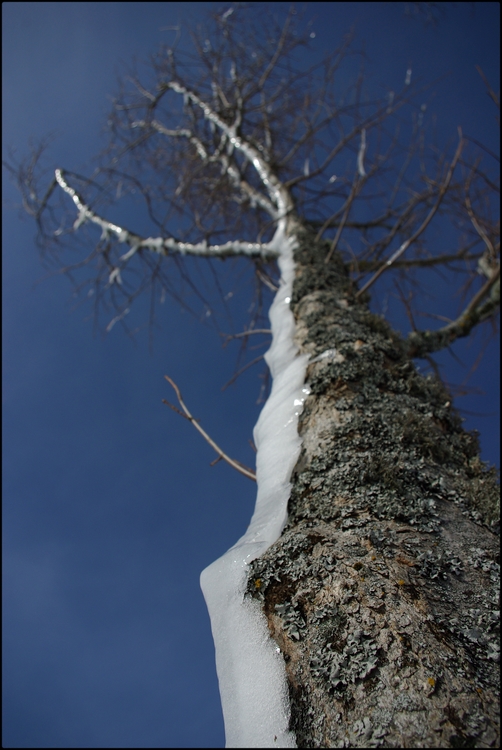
<box><xmin>247</xmin><ymin>227</ymin><xmax>500</xmax><ymax>748</ymax></box>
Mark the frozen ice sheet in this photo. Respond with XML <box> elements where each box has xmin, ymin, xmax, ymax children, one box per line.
<box><xmin>201</xmin><ymin>228</ymin><xmax>308</xmax><ymax>748</ymax></box>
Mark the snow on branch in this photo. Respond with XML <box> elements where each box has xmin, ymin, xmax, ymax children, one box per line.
<box><xmin>54</xmin><ymin>169</ymin><xmax>280</xmax><ymax>261</ymax></box>
<box><xmin>164</xmin><ymin>80</ymin><xmax>296</xmax><ymax>230</ymax></box>
<box><xmin>131</xmin><ymin>118</ymin><xmax>277</xmax><ymax>217</ymax></box>
<box><xmin>131</xmin><ymin>119</ymin><xmax>210</xmax><ymax>160</ymax></box>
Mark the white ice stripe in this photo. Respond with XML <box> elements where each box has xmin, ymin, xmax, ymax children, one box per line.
<box><xmin>200</xmin><ymin>228</ymin><xmax>307</xmax><ymax>748</ymax></box>
<box><xmin>200</xmin><ymin>554</ymin><xmax>296</xmax><ymax>748</ymax></box>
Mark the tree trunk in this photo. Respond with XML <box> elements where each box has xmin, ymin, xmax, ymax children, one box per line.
<box><xmin>247</xmin><ymin>228</ymin><xmax>500</xmax><ymax>748</ymax></box>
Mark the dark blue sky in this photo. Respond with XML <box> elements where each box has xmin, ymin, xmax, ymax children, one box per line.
<box><xmin>3</xmin><ymin>3</ymin><xmax>499</xmax><ymax>748</ymax></box>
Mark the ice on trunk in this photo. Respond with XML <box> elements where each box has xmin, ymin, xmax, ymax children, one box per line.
<box><xmin>200</xmin><ymin>228</ymin><xmax>308</xmax><ymax>748</ymax></box>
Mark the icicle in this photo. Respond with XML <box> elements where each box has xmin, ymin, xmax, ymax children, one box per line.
<box><xmin>303</xmin><ymin>158</ymin><xmax>310</xmax><ymax>177</ymax></box>
<box><xmin>119</xmin><ymin>239</ymin><xmax>141</xmax><ymax>262</ymax></box>
<box><xmin>405</xmin><ymin>68</ymin><xmax>412</xmax><ymax>86</ymax></box>
<box><xmin>73</xmin><ymin>209</ymin><xmax>87</xmax><ymax>230</ymax></box>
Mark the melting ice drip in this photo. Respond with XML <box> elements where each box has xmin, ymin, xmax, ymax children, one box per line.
<box><xmin>200</xmin><ymin>229</ymin><xmax>309</xmax><ymax>748</ymax></box>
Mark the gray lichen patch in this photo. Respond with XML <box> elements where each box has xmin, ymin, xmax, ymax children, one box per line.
<box><xmin>287</xmin><ymin>229</ymin><xmax>499</xmax><ymax>533</ymax></box>
<box><xmin>247</xmin><ymin>514</ymin><xmax>499</xmax><ymax>747</ymax></box>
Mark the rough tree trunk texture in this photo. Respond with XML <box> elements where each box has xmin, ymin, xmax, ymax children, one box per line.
<box><xmin>247</xmin><ymin>229</ymin><xmax>500</xmax><ymax>748</ymax></box>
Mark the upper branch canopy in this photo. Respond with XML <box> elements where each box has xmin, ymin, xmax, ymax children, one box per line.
<box><xmin>4</xmin><ymin>4</ymin><xmax>499</xmax><ymax>363</ymax></box>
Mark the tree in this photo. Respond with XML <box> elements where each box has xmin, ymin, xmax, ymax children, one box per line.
<box><xmin>4</xmin><ymin>5</ymin><xmax>499</xmax><ymax>747</ymax></box>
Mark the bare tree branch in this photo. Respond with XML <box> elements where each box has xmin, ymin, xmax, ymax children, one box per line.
<box><xmin>406</xmin><ymin>264</ymin><xmax>500</xmax><ymax>356</ymax></box>
<box><xmin>221</xmin><ymin>354</ymin><xmax>265</xmax><ymax>392</ymax></box>
<box><xmin>476</xmin><ymin>64</ymin><xmax>500</xmax><ymax>109</ymax></box>
<box><xmin>4</xmin><ymin>5</ymin><xmax>498</xmax><ymax>364</ymax></box>
<box><xmin>162</xmin><ymin>375</ymin><xmax>256</xmax><ymax>481</ymax></box>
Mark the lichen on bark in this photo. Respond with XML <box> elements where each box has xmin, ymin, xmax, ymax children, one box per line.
<box><xmin>247</xmin><ymin>228</ymin><xmax>500</xmax><ymax>748</ymax></box>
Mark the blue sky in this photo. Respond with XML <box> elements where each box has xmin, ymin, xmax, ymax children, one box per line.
<box><xmin>2</xmin><ymin>3</ymin><xmax>499</xmax><ymax>748</ymax></box>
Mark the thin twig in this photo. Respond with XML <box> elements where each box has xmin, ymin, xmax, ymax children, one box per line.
<box><xmin>163</xmin><ymin>375</ymin><xmax>256</xmax><ymax>481</ymax></box>
<box><xmin>464</xmin><ymin>176</ymin><xmax>496</xmax><ymax>261</ymax></box>
<box><xmin>475</xmin><ymin>65</ymin><xmax>500</xmax><ymax>108</ymax></box>
<box><xmin>258</xmin><ymin>10</ymin><xmax>292</xmax><ymax>89</ymax></box>
<box><xmin>356</xmin><ymin>129</ymin><xmax>465</xmax><ymax>298</ymax></box>
<box><xmin>223</xmin><ymin>328</ymin><xmax>272</xmax><ymax>342</ymax></box>
<box><xmin>350</xmin><ymin>249</ymin><xmax>485</xmax><ymax>273</ymax></box>
<box><xmin>325</xmin><ymin>175</ymin><xmax>364</xmax><ymax>263</ymax></box>
<box><xmin>221</xmin><ymin>355</ymin><xmax>265</xmax><ymax>391</ymax></box>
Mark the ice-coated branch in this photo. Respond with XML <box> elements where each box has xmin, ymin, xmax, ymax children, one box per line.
<box><xmin>54</xmin><ymin>168</ymin><xmax>280</xmax><ymax>261</ymax></box>
<box><xmin>162</xmin><ymin>375</ymin><xmax>257</xmax><ymax>481</ymax></box>
<box><xmin>165</xmin><ymin>80</ymin><xmax>297</xmax><ymax>231</ymax></box>
<box><xmin>131</xmin><ymin>118</ymin><xmax>277</xmax><ymax>217</ymax></box>
<box><xmin>131</xmin><ymin>119</ymin><xmax>209</xmax><ymax>160</ymax></box>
